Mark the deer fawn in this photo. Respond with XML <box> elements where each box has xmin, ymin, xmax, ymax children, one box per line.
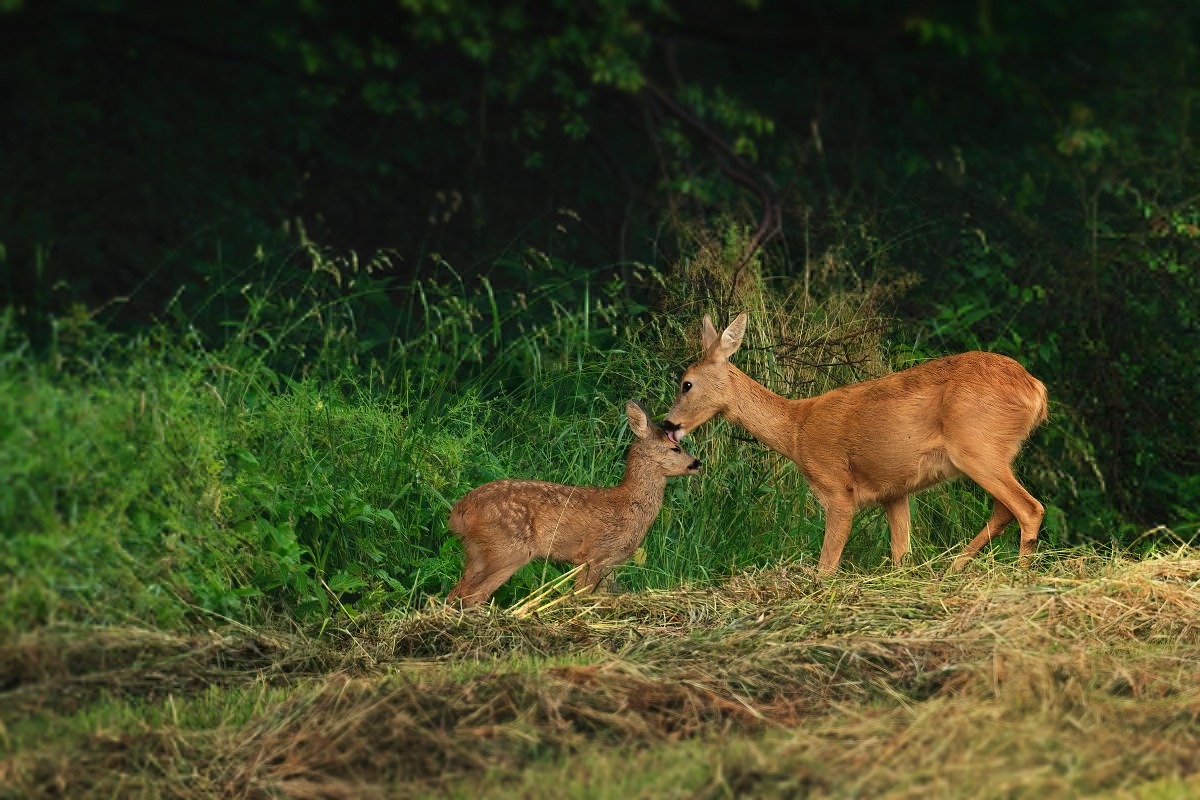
<box><xmin>446</xmin><ymin>400</ymin><xmax>702</xmax><ymax>606</ymax></box>
<box><xmin>662</xmin><ymin>313</ymin><xmax>1048</xmax><ymax>575</ymax></box>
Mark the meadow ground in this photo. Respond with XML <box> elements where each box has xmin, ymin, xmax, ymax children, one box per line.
<box><xmin>3</xmin><ymin>547</ymin><xmax>1199</xmax><ymax>799</ymax></box>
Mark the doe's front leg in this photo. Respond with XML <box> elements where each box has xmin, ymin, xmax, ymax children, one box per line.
<box><xmin>817</xmin><ymin>500</ymin><xmax>855</xmax><ymax>577</ymax></box>
<box><xmin>883</xmin><ymin>496</ymin><xmax>912</xmax><ymax>567</ymax></box>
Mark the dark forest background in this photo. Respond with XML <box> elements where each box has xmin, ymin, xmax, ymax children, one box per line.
<box><xmin>2</xmin><ymin>0</ymin><xmax>1196</xmax><ymax>561</ymax></box>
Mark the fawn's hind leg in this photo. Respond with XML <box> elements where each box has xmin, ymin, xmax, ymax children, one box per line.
<box><xmin>447</xmin><ymin>538</ymin><xmax>486</xmax><ymax>604</ymax></box>
<box><xmin>449</xmin><ymin>539</ymin><xmax>528</xmax><ymax>607</ymax></box>
<box><xmin>451</xmin><ymin>547</ymin><xmax>529</xmax><ymax>607</ymax></box>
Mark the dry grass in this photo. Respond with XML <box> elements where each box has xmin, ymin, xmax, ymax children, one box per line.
<box><xmin>2</xmin><ymin>547</ymin><xmax>1199</xmax><ymax>798</ymax></box>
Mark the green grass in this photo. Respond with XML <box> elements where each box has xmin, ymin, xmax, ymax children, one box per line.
<box><xmin>0</xmin><ymin>250</ymin><xmax>1067</xmax><ymax>634</ymax></box>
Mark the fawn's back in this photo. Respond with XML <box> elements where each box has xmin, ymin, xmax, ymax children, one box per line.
<box><xmin>446</xmin><ymin>400</ymin><xmax>701</xmax><ymax>606</ymax></box>
<box><xmin>449</xmin><ymin>479</ymin><xmax>641</xmax><ymax>563</ymax></box>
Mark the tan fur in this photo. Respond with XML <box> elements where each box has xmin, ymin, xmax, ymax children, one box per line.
<box><xmin>664</xmin><ymin>313</ymin><xmax>1049</xmax><ymax>575</ymax></box>
<box><xmin>446</xmin><ymin>400</ymin><xmax>702</xmax><ymax>606</ymax></box>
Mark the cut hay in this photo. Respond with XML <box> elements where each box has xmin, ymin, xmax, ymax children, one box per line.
<box><xmin>3</xmin><ymin>548</ymin><xmax>1200</xmax><ymax>798</ymax></box>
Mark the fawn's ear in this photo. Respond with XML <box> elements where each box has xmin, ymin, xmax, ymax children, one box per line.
<box><xmin>625</xmin><ymin>400</ymin><xmax>652</xmax><ymax>440</ymax></box>
<box><xmin>701</xmin><ymin>315</ymin><xmax>720</xmax><ymax>352</ymax></box>
<box><xmin>707</xmin><ymin>312</ymin><xmax>747</xmax><ymax>362</ymax></box>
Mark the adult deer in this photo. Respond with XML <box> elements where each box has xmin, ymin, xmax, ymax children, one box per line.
<box><xmin>661</xmin><ymin>313</ymin><xmax>1048</xmax><ymax>574</ymax></box>
<box><xmin>447</xmin><ymin>400</ymin><xmax>702</xmax><ymax>606</ymax></box>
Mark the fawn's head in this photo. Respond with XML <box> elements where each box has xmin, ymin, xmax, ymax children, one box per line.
<box><xmin>661</xmin><ymin>312</ymin><xmax>747</xmax><ymax>444</ymax></box>
<box><xmin>626</xmin><ymin>400</ymin><xmax>702</xmax><ymax>475</ymax></box>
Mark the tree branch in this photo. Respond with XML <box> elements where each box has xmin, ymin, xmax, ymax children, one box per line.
<box><xmin>641</xmin><ymin>81</ymin><xmax>783</xmax><ymax>305</ymax></box>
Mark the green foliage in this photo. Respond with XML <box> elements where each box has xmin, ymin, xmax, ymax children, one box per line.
<box><xmin>196</xmin><ymin>380</ymin><xmax>483</xmax><ymax>617</ymax></box>
<box><xmin>0</xmin><ymin>309</ymin><xmax>224</xmax><ymax>630</ymax></box>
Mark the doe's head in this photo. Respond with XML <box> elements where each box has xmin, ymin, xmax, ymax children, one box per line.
<box><xmin>626</xmin><ymin>400</ymin><xmax>702</xmax><ymax>476</ymax></box>
<box><xmin>661</xmin><ymin>312</ymin><xmax>747</xmax><ymax>444</ymax></box>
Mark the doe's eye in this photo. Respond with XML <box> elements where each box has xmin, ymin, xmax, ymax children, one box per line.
<box><xmin>682</xmin><ymin>381</ymin><xmax>693</xmax><ymax>393</ymax></box>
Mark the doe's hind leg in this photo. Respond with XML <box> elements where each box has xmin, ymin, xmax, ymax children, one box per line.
<box><xmin>948</xmin><ymin>447</ymin><xmax>1044</xmax><ymax>571</ymax></box>
<box><xmin>950</xmin><ymin>500</ymin><xmax>1015</xmax><ymax>572</ymax></box>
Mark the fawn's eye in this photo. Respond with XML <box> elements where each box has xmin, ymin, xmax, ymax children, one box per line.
<box><xmin>672</xmin><ymin>447</ymin><xmax>682</xmax><ymax>453</ymax></box>
<box><xmin>682</xmin><ymin>381</ymin><xmax>693</xmax><ymax>393</ymax></box>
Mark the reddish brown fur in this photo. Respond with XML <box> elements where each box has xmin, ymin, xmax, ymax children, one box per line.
<box><xmin>446</xmin><ymin>401</ymin><xmax>702</xmax><ymax>606</ymax></box>
<box><xmin>663</xmin><ymin>313</ymin><xmax>1048</xmax><ymax>575</ymax></box>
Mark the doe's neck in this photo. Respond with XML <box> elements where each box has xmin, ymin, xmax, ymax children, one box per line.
<box><xmin>723</xmin><ymin>365</ymin><xmax>809</xmax><ymax>458</ymax></box>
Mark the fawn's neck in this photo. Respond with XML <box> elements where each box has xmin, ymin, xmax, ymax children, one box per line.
<box><xmin>614</xmin><ymin>453</ymin><xmax>669</xmax><ymax>516</ymax></box>
<box><xmin>723</xmin><ymin>365</ymin><xmax>810</xmax><ymax>460</ymax></box>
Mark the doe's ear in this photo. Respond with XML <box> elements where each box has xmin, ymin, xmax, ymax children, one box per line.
<box><xmin>625</xmin><ymin>400</ymin><xmax>652</xmax><ymax>439</ymax></box>
<box><xmin>708</xmin><ymin>312</ymin><xmax>747</xmax><ymax>362</ymax></box>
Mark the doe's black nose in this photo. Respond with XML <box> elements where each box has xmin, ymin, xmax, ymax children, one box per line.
<box><xmin>661</xmin><ymin>419</ymin><xmax>682</xmax><ymax>432</ymax></box>
<box><xmin>689</xmin><ymin>459</ymin><xmax>702</xmax><ymax>470</ymax></box>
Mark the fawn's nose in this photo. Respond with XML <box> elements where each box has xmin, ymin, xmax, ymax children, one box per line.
<box><xmin>689</xmin><ymin>459</ymin><xmax>702</xmax><ymax>470</ymax></box>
